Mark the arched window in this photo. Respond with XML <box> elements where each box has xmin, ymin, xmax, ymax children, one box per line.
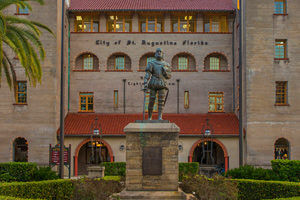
<box><xmin>13</xmin><ymin>137</ymin><xmax>28</xmax><ymax>162</ymax></box>
<box><xmin>274</xmin><ymin>138</ymin><xmax>290</xmax><ymax>160</ymax></box>
<box><xmin>204</xmin><ymin>53</ymin><xmax>228</xmax><ymax>71</ymax></box>
<box><xmin>107</xmin><ymin>53</ymin><xmax>131</xmax><ymax>71</ymax></box>
<box><xmin>75</xmin><ymin>53</ymin><xmax>99</xmax><ymax>70</ymax></box>
<box><xmin>139</xmin><ymin>52</ymin><xmax>155</xmax><ymax>71</ymax></box>
<box><xmin>171</xmin><ymin>53</ymin><xmax>196</xmax><ymax>71</ymax></box>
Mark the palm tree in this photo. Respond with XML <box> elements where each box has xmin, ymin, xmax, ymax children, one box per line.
<box><xmin>0</xmin><ymin>0</ymin><xmax>53</xmax><ymax>89</ymax></box>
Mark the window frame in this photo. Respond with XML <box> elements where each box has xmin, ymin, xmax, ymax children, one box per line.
<box><xmin>208</xmin><ymin>92</ymin><xmax>224</xmax><ymax>113</ymax></box>
<box><xmin>74</xmin><ymin>14</ymin><xmax>100</xmax><ymax>32</ymax></box>
<box><xmin>15</xmin><ymin>81</ymin><xmax>27</xmax><ymax>104</ymax></box>
<box><xmin>274</xmin><ymin>0</ymin><xmax>287</xmax><ymax>15</ymax></box>
<box><xmin>107</xmin><ymin>14</ymin><xmax>132</xmax><ymax>32</ymax></box>
<box><xmin>203</xmin><ymin>14</ymin><xmax>228</xmax><ymax>33</ymax></box>
<box><xmin>209</xmin><ymin>56</ymin><xmax>220</xmax><ymax>70</ymax></box>
<box><xmin>177</xmin><ymin>56</ymin><xmax>189</xmax><ymax>70</ymax></box>
<box><xmin>79</xmin><ymin>92</ymin><xmax>94</xmax><ymax>112</ymax></box>
<box><xmin>275</xmin><ymin>39</ymin><xmax>288</xmax><ymax>59</ymax></box>
<box><xmin>275</xmin><ymin>81</ymin><xmax>288</xmax><ymax>106</ymax></box>
<box><xmin>114</xmin><ymin>56</ymin><xmax>125</xmax><ymax>70</ymax></box>
<box><xmin>139</xmin><ymin>15</ymin><xmax>164</xmax><ymax>32</ymax></box>
<box><xmin>83</xmin><ymin>54</ymin><xmax>94</xmax><ymax>70</ymax></box>
<box><xmin>171</xmin><ymin>14</ymin><xmax>196</xmax><ymax>32</ymax></box>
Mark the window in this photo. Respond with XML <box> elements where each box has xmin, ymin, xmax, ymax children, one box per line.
<box><xmin>16</xmin><ymin>81</ymin><xmax>27</xmax><ymax>104</ymax></box>
<box><xmin>209</xmin><ymin>92</ymin><xmax>224</xmax><ymax>112</ymax></box>
<box><xmin>139</xmin><ymin>16</ymin><xmax>163</xmax><ymax>32</ymax></box>
<box><xmin>184</xmin><ymin>91</ymin><xmax>189</xmax><ymax>109</ymax></box>
<box><xmin>171</xmin><ymin>15</ymin><xmax>195</xmax><ymax>32</ymax></box>
<box><xmin>209</xmin><ymin>57</ymin><xmax>220</xmax><ymax>70</ymax></box>
<box><xmin>274</xmin><ymin>138</ymin><xmax>289</xmax><ymax>160</ymax></box>
<box><xmin>275</xmin><ymin>81</ymin><xmax>288</xmax><ymax>105</ymax></box>
<box><xmin>13</xmin><ymin>138</ymin><xmax>28</xmax><ymax>162</ymax></box>
<box><xmin>16</xmin><ymin>5</ymin><xmax>29</xmax><ymax>14</ymax></box>
<box><xmin>115</xmin><ymin>56</ymin><xmax>125</xmax><ymax>70</ymax></box>
<box><xmin>178</xmin><ymin>56</ymin><xmax>188</xmax><ymax>70</ymax></box>
<box><xmin>83</xmin><ymin>54</ymin><xmax>93</xmax><ymax>70</ymax></box>
<box><xmin>204</xmin><ymin>15</ymin><xmax>228</xmax><ymax>32</ymax></box>
<box><xmin>114</xmin><ymin>90</ymin><xmax>118</xmax><ymax>108</ymax></box>
<box><xmin>75</xmin><ymin>15</ymin><xmax>99</xmax><ymax>32</ymax></box>
<box><xmin>79</xmin><ymin>93</ymin><xmax>94</xmax><ymax>112</ymax></box>
<box><xmin>275</xmin><ymin>40</ymin><xmax>287</xmax><ymax>59</ymax></box>
<box><xmin>274</xmin><ymin>0</ymin><xmax>286</xmax><ymax>14</ymax></box>
<box><xmin>145</xmin><ymin>92</ymin><xmax>158</xmax><ymax>112</ymax></box>
<box><xmin>107</xmin><ymin>15</ymin><xmax>132</xmax><ymax>32</ymax></box>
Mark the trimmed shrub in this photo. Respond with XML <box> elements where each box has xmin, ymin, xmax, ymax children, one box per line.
<box><xmin>0</xmin><ymin>163</ymin><xmax>37</xmax><ymax>182</ymax></box>
<box><xmin>33</xmin><ymin>166</ymin><xmax>59</xmax><ymax>181</ymax></box>
<box><xmin>225</xmin><ymin>165</ymin><xmax>280</xmax><ymax>181</ymax></box>
<box><xmin>264</xmin><ymin>197</ymin><xmax>300</xmax><ymax>200</ymax></box>
<box><xmin>234</xmin><ymin>179</ymin><xmax>300</xmax><ymax>200</ymax></box>
<box><xmin>179</xmin><ymin>162</ymin><xmax>199</xmax><ymax>181</ymax></box>
<box><xmin>100</xmin><ymin>162</ymin><xmax>126</xmax><ymax>176</ymax></box>
<box><xmin>0</xmin><ymin>179</ymin><xmax>74</xmax><ymax>199</ymax></box>
<box><xmin>271</xmin><ymin>160</ymin><xmax>300</xmax><ymax>182</ymax></box>
<box><xmin>0</xmin><ymin>196</ymin><xmax>42</xmax><ymax>200</ymax></box>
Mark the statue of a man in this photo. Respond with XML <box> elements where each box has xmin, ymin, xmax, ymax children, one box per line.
<box><xmin>144</xmin><ymin>48</ymin><xmax>171</xmax><ymax>120</ymax></box>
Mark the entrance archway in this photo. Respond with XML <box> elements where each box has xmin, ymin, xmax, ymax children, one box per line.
<box><xmin>13</xmin><ymin>137</ymin><xmax>28</xmax><ymax>162</ymax></box>
<box><xmin>189</xmin><ymin>139</ymin><xmax>229</xmax><ymax>172</ymax></box>
<box><xmin>74</xmin><ymin>138</ymin><xmax>114</xmax><ymax>176</ymax></box>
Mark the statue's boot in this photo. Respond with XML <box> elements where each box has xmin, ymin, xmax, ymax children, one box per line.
<box><xmin>158</xmin><ymin>100</ymin><xmax>164</xmax><ymax>120</ymax></box>
<box><xmin>148</xmin><ymin>108</ymin><xmax>153</xmax><ymax>120</ymax></box>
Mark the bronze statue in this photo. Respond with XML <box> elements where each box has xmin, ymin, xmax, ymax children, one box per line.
<box><xmin>144</xmin><ymin>48</ymin><xmax>171</xmax><ymax>120</ymax></box>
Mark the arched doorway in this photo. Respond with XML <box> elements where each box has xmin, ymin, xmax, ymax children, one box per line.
<box><xmin>74</xmin><ymin>138</ymin><xmax>114</xmax><ymax>176</ymax></box>
<box><xmin>189</xmin><ymin>139</ymin><xmax>229</xmax><ymax>174</ymax></box>
<box><xmin>274</xmin><ymin>138</ymin><xmax>290</xmax><ymax>160</ymax></box>
<box><xmin>13</xmin><ymin>137</ymin><xmax>28</xmax><ymax>162</ymax></box>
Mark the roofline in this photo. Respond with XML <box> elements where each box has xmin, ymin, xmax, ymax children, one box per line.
<box><xmin>63</xmin><ymin>134</ymin><xmax>239</xmax><ymax>137</ymax></box>
<box><xmin>68</xmin><ymin>9</ymin><xmax>235</xmax><ymax>12</ymax></box>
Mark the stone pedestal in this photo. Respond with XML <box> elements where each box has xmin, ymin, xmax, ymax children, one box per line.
<box><xmin>87</xmin><ymin>166</ymin><xmax>105</xmax><ymax>178</ymax></box>
<box><xmin>112</xmin><ymin>122</ymin><xmax>186</xmax><ymax>200</ymax></box>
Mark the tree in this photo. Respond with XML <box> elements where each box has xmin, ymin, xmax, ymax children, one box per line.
<box><xmin>0</xmin><ymin>0</ymin><xmax>53</xmax><ymax>89</ymax></box>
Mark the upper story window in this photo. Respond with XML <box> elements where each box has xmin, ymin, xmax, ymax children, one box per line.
<box><xmin>171</xmin><ymin>15</ymin><xmax>196</xmax><ymax>32</ymax></box>
<box><xmin>139</xmin><ymin>15</ymin><xmax>164</xmax><ymax>32</ymax></box>
<box><xmin>79</xmin><ymin>92</ymin><xmax>94</xmax><ymax>112</ymax></box>
<box><xmin>204</xmin><ymin>53</ymin><xmax>229</xmax><ymax>71</ymax></box>
<box><xmin>275</xmin><ymin>39</ymin><xmax>287</xmax><ymax>59</ymax></box>
<box><xmin>171</xmin><ymin>53</ymin><xmax>196</xmax><ymax>71</ymax></box>
<box><xmin>204</xmin><ymin>14</ymin><xmax>228</xmax><ymax>32</ymax></box>
<box><xmin>107</xmin><ymin>15</ymin><xmax>132</xmax><ymax>32</ymax></box>
<box><xmin>16</xmin><ymin>5</ymin><xmax>29</xmax><ymax>14</ymax></box>
<box><xmin>75</xmin><ymin>15</ymin><xmax>99</xmax><ymax>32</ymax></box>
<box><xmin>274</xmin><ymin>0</ymin><xmax>287</xmax><ymax>14</ymax></box>
<box><xmin>16</xmin><ymin>81</ymin><xmax>27</xmax><ymax>104</ymax></box>
<box><xmin>275</xmin><ymin>81</ymin><xmax>288</xmax><ymax>105</ymax></box>
<box><xmin>75</xmin><ymin>53</ymin><xmax>99</xmax><ymax>71</ymax></box>
<box><xmin>107</xmin><ymin>53</ymin><xmax>131</xmax><ymax>71</ymax></box>
<box><xmin>208</xmin><ymin>92</ymin><xmax>224</xmax><ymax>112</ymax></box>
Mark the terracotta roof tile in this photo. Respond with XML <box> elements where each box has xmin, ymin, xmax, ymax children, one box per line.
<box><xmin>59</xmin><ymin>113</ymin><xmax>239</xmax><ymax>136</ymax></box>
<box><xmin>69</xmin><ymin>0</ymin><xmax>234</xmax><ymax>11</ymax></box>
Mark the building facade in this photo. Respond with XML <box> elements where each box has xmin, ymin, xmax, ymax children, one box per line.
<box><xmin>0</xmin><ymin>0</ymin><xmax>299</xmax><ymax>176</ymax></box>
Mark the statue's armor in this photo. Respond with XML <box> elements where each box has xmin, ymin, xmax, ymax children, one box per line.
<box><xmin>144</xmin><ymin>60</ymin><xmax>171</xmax><ymax>120</ymax></box>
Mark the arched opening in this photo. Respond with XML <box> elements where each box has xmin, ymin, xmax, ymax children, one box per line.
<box><xmin>107</xmin><ymin>53</ymin><xmax>131</xmax><ymax>71</ymax></box>
<box><xmin>13</xmin><ymin>137</ymin><xmax>28</xmax><ymax>162</ymax></box>
<box><xmin>204</xmin><ymin>53</ymin><xmax>228</xmax><ymax>71</ymax></box>
<box><xmin>189</xmin><ymin>139</ymin><xmax>229</xmax><ymax>175</ymax></box>
<box><xmin>139</xmin><ymin>52</ymin><xmax>155</xmax><ymax>71</ymax></box>
<box><xmin>74</xmin><ymin>138</ymin><xmax>114</xmax><ymax>176</ymax></box>
<box><xmin>171</xmin><ymin>53</ymin><xmax>196</xmax><ymax>71</ymax></box>
<box><xmin>274</xmin><ymin>138</ymin><xmax>290</xmax><ymax>160</ymax></box>
<box><xmin>75</xmin><ymin>52</ymin><xmax>99</xmax><ymax>70</ymax></box>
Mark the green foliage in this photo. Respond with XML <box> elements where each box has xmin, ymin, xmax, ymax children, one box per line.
<box><xmin>32</xmin><ymin>166</ymin><xmax>59</xmax><ymax>181</ymax></box>
<box><xmin>0</xmin><ymin>162</ymin><xmax>37</xmax><ymax>182</ymax></box>
<box><xmin>71</xmin><ymin>178</ymin><xmax>124</xmax><ymax>200</ymax></box>
<box><xmin>0</xmin><ymin>196</ymin><xmax>42</xmax><ymax>200</ymax></box>
<box><xmin>101</xmin><ymin>176</ymin><xmax>121</xmax><ymax>181</ymax></box>
<box><xmin>271</xmin><ymin>160</ymin><xmax>300</xmax><ymax>182</ymax></box>
<box><xmin>179</xmin><ymin>162</ymin><xmax>199</xmax><ymax>181</ymax></box>
<box><xmin>100</xmin><ymin>162</ymin><xmax>126</xmax><ymax>176</ymax></box>
<box><xmin>225</xmin><ymin>165</ymin><xmax>280</xmax><ymax>181</ymax></box>
<box><xmin>234</xmin><ymin>179</ymin><xmax>300</xmax><ymax>200</ymax></box>
<box><xmin>264</xmin><ymin>197</ymin><xmax>300</xmax><ymax>200</ymax></box>
<box><xmin>180</xmin><ymin>175</ymin><xmax>238</xmax><ymax>200</ymax></box>
<box><xmin>0</xmin><ymin>179</ymin><xmax>74</xmax><ymax>199</ymax></box>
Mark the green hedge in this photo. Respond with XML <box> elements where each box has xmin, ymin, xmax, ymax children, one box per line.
<box><xmin>0</xmin><ymin>196</ymin><xmax>42</xmax><ymax>200</ymax></box>
<box><xmin>234</xmin><ymin>179</ymin><xmax>300</xmax><ymax>200</ymax></box>
<box><xmin>271</xmin><ymin>160</ymin><xmax>300</xmax><ymax>182</ymax></box>
<box><xmin>0</xmin><ymin>179</ymin><xmax>73</xmax><ymax>200</ymax></box>
<box><xmin>264</xmin><ymin>197</ymin><xmax>300</xmax><ymax>200</ymax></box>
<box><xmin>0</xmin><ymin>163</ymin><xmax>37</xmax><ymax>182</ymax></box>
<box><xmin>100</xmin><ymin>162</ymin><xmax>199</xmax><ymax>179</ymax></box>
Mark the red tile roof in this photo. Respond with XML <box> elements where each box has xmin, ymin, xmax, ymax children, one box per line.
<box><xmin>69</xmin><ymin>0</ymin><xmax>234</xmax><ymax>11</ymax></box>
<box><xmin>60</xmin><ymin>113</ymin><xmax>238</xmax><ymax>136</ymax></box>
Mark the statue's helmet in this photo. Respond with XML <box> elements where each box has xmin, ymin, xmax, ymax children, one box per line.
<box><xmin>155</xmin><ymin>48</ymin><xmax>164</xmax><ymax>59</ymax></box>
